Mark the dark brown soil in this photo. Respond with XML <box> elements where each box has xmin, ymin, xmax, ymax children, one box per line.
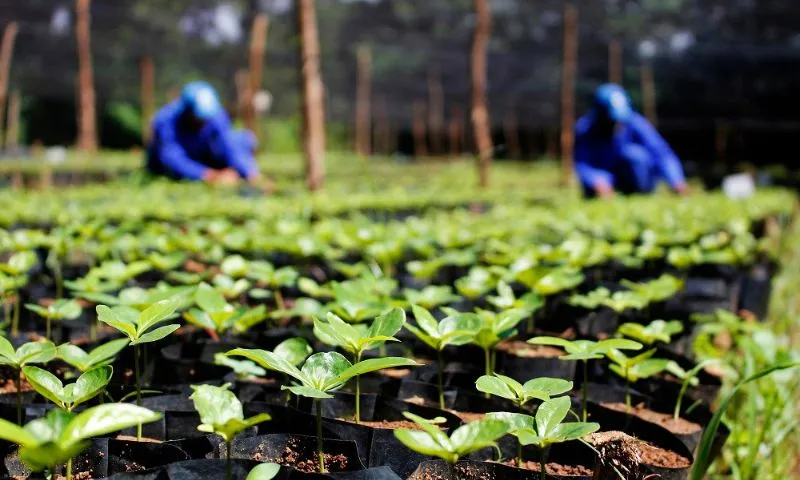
<box><xmin>244</xmin><ymin>376</ymin><xmax>277</xmax><ymax>385</ymax></box>
<box><xmin>115</xmin><ymin>435</ymin><xmax>163</xmax><ymax>443</ymax></box>
<box><xmin>495</xmin><ymin>340</ymin><xmax>565</xmax><ymax>359</ymax></box>
<box><xmin>0</xmin><ymin>376</ymin><xmax>31</xmax><ymax>394</ymax></box>
<box><xmin>638</xmin><ymin>441</ymin><xmax>692</xmax><ymax>469</ymax></box>
<box><xmin>500</xmin><ymin>459</ymin><xmax>593</xmax><ymax>476</ymax></box>
<box><xmin>338</xmin><ymin>418</ymin><xmax>431</xmax><ymax>430</ymax></box>
<box><xmin>54</xmin><ymin>473</ymin><xmax>92</xmax><ymax>480</ymax></box>
<box><xmin>379</xmin><ymin>368</ymin><xmax>412</xmax><ymax>379</ymax></box>
<box><xmin>601</xmin><ymin>402</ymin><xmax>702</xmax><ymax>435</ymax></box>
<box><xmin>450</xmin><ymin>411</ymin><xmax>486</xmax><ymax>422</ymax></box>
<box><xmin>261</xmin><ymin>442</ymin><xmax>349</xmax><ymax>473</ymax></box>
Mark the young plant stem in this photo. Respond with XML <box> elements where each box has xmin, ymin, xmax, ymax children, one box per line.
<box><xmin>517</xmin><ymin>441</ymin><xmax>523</xmax><ymax>468</ymax></box>
<box><xmin>483</xmin><ymin>348</ymin><xmax>491</xmax><ymax>399</ymax></box>
<box><xmin>66</xmin><ymin>458</ymin><xmax>73</xmax><ymax>480</ymax></box>
<box><xmin>11</xmin><ymin>293</ymin><xmax>19</xmax><ymax>337</ymax></box>
<box><xmin>624</xmin><ymin>365</ymin><xmax>631</xmax><ymax>412</ymax></box>
<box><xmin>226</xmin><ymin>441</ymin><xmax>232</xmax><ymax>480</ymax></box>
<box><xmin>273</xmin><ymin>289</ymin><xmax>285</xmax><ymax>312</ymax></box>
<box><xmin>316</xmin><ymin>400</ymin><xmax>326</xmax><ymax>473</ymax></box>
<box><xmin>46</xmin><ymin>316</ymin><xmax>51</xmax><ymax>342</ymax></box>
<box><xmin>54</xmin><ymin>258</ymin><xmax>63</xmax><ymax>300</ymax></box>
<box><xmin>134</xmin><ymin>344</ymin><xmax>143</xmax><ymax>439</ymax></box>
<box><xmin>539</xmin><ymin>448</ymin><xmax>547</xmax><ymax>480</ymax></box>
<box><xmin>582</xmin><ymin>360</ymin><xmax>589</xmax><ymax>422</ymax></box>
<box><xmin>437</xmin><ymin>349</ymin><xmax>445</xmax><ymax>409</ymax></box>
<box><xmin>15</xmin><ymin>368</ymin><xmax>22</xmax><ymax>425</ymax></box>
<box><xmin>355</xmin><ymin>352</ymin><xmax>361</xmax><ymax>423</ymax></box>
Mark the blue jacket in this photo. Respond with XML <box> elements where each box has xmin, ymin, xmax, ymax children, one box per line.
<box><xmin>147</xmin><ymin>100</ymin><xmax>258</xmax><ymax>181</ymax></box>
<box><xmin>574</xmin><ymin>112</ymin><xmax>685</xmax><ymax>192</ymax></box>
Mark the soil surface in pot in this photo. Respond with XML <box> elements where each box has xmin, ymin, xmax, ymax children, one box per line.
<box><xmin>253</xmin><ymin>439</ymin><xmax>349</xmax><ymax>473</ymax></box>
<box><xmin>337</xmin><ymin>418</ymin><xmax>432</xmax><ymax>430</ymax></box>
<box><xmin>0</xmin><ymin>377</ymin><xmax>31</xmax><ymax>393</ymax></box>
<box><xmin>116</xmin><ymin>435</ymin><xmax>163</xmax><ymax>443</ymax></box>
<box><xmin>638</xmin><ymin>442</ymin><xmax>692</xmax><ymax>469</ymax></box>
<box><xmin>53</xmin><ymin>473</ymin><xmax>93</xmax><ymax>480</ymax></box>
<box><xmin>404</xmin><ymin>396</ymin><xmax>489</xmax><ymax>423</ymax></box>
<box><xmin>601</xmin><ymin>402</ymin><xmax>702</xmax><ymax>435</ymax></box>
<box><xmin>495</xmin><ymin>340</ymin><xmax>565</xmax><ymax>358</ymax></box>
<box><xmin>499</xmin><ymin>459</ymin><xmax>593</xmax><ymax>476</ymax></box>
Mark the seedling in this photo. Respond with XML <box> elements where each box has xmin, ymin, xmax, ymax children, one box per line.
<box><xmin>212</xmin><ymin>274</ymin><xmax>251</xmax><ymax>299</ymax></box>
<box><xmin>617</xmin><ymin>319</ymin><xmax>684</xmax><ymax>346</ymax></box>
<box><xmin>469</xmin><ymin>308</ymin><xmax>527</xmax><ymax>377</ymax></box>
<box><xmin>528</xmin><ymin>337</ymin><xmax>642</xmax><ymax>421</ymax></box>
<box><xmin>403</xmin><ymin>285</ymin><xmax>460</xmax><ymax>310</ymax></box>
<box><xmin>475</xmin><ymin>374</ymin><xmax>573</xmax><ymax>411</ymax></box>
<box><xmin>606</xmin><ymin>348</ymin><xmax>682</xmax><ymax>410</ymax></box>
<box><xmin>226</xmin><ymin>349</ymin><xmax>417</xmax><ymax>472</ymax></box>
<box><xmin>97</xmin><ymin>299</ymin><xmax>180</xmax><ymax>438</ymax></box>
<box><xmin>57</xmin><ymin>338</ymin><xmax>130</xmax><ymax>372</ymax></box>
<box><xmin>394</xmin><ymin>412</ymin><xmax>509</xmax><ymax>466</ymax></box>
<box><xmin>487</xmin><ymin>397</ymin><xmax>600</xmax><ymax>476</ymax></box>
<box><xmin>247</xmin><ymin>260</ymin><xmax>299</xmax><ymax>311</ymax></box>
<box><xmin>405</xmin><ymin>305</ymin><xmax>481</xmax><ymax>408</ymax></box>
<box><xmin>25</xmin><ymin>299</ymin><xmax>82</xmax><ymax>342</ymax></box>
<box><xmin>0</xmin><ymin>250</ymin><xmax>36</xmax><ymax>336</ymax></box>
<box><xmin>22</xmin><ymin>365</ymin><xmax>112</xmax><ymax>412</ymax></box>
<box><xmin>0</xmin><ymin>403</ymin><xmax>160</xmax><ymax>480</ymax></box>
<box><xmin>487</xmin><ymin>281</ymin><xmax>545</xmax><ymax>313</ymax></box>
<box><xmin>147</xmin><ymin>252</ymin><xmax>188</xmax><ymax>272</ymax></box>
<box><xmin>674</xmin><ymin>359</ymin><xmax>718</xmax><ymax>421</ymax></box>
<box><xmin>569</xmin><ymin>287</ymin><xmax>649</xmax><ymax>313</ymax></box>
<box><xmin>0</xmin><ymin>338</ymin><xmax>56</xmax><ymax>424</ymax></box>
<box><xmin>190</xmin><ymin>384</ymin><xmax>272</xmax><ymax>480</ymax></box>
<box><xmin>215</xmin><ymin>353</ymin><xmax>267</xmax><ymax>381</ymax></box>
<box><xmin>621</xmin><ymin>274</ymin><xmax>684</xmax><ymax>303</ymax></box>
<box><xmin>183</xmin><ymin>283</ymin><xmax>267</xmax><ymax>340</ymax></box>
<box><xmin>313</xmin><ymin>308</ymin><xmax>406</xmax><ymax>422</ymax></box>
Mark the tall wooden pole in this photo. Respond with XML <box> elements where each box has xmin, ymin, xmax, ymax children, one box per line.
<box><xmin>298</xmin><ymin>0</ymin><xmax>326</xmax><ymax>191</ymax></box>
<box><xmin>76</xmin><ymin>0</ymin><xmax>98</xmax><ymax>152</ymax></box>
<box><xmin>5</xmin><ymin>89</ymin><xmax>19</xmax><ymax>150</ymax></box>
<box><xmin>609</xmin><ymin>40</ymin><xmax>622</xmax><ymax>85</ymax></box>
<box><xmin>559</xmin><ymin>3</ymin><xmax>578</xmax><ymax>187</ymax></box>
<box><xmin>355</xmin><ymin>44</ymin><xmax>372</xmax><ymax>157</ymax></box>
<box><xmin>412</xmin><ymin>101</ymin><xmax>428</xmax><ymax>158</ymax></box>
<box><xmin>428</xmin><ymin>68</ymin><xmax>444</xmax><ymax>155</ymax></box>
<box><xmin>641</xmin><ymin>63</ymin><xmax>657</xmax><ymax>127</ymax></box>
<box><xmin>140</xmin><ymin>56</ymin><xmax>155</xmax><ymax>143</ymax></box>
<box><xmin>0</xmin><ymin>22</ymin><xmax>18</xmax><ymax>150</ymax></box>
<box><xmin>247</xmin><ymin>14</ymin><xmax>269</xmax><ymax>137</ymax></box>
<box><xmin>472</xmin><ymin>0</ymin><xmax>493</xmax><ymax>188</ymax></box>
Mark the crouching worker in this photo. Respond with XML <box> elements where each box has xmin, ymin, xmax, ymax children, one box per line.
<box><xmin>575</xmin><ymin>84</ymin><xmax>689</xmax><ymax>198</ymax></box>
<box><xmin>146</xmin><ymin>81</ymin><xmax>261</xmax><ymax>185</ymax></box>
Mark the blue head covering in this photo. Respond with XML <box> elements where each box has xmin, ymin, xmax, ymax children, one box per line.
<box><xmin>594</xmin><ymin>84</ymin><xmax>633</xmax><ymax>123</ymax></box>
<box><xmin>180</xmin><ymin>81</ymin><xmax>222</xmax><ymax>121</ymax></box>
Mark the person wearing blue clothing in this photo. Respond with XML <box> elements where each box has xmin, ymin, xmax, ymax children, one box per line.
<box><xmin>575</xmin><ymin>84</ymin><xmax>689</xmax><ymax>198</ymax></box>
<box><xmin>147</xmin><ymin>81</ymin><xmax>261</xmax><ymax>185</ymax></box>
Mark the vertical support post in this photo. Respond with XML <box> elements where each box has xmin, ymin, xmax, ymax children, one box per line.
<box><xmin>559</xmin><ymin>3</ymin><xmax>578</xmax><ymax>187</ymax></box>
<box><xmin>609</xmin><ymin>39</ymin><xmax>622</xmax><ymax>85</ymax></box>
<box><xmin>140</xmin><ymin>56</ymin><xmax>155</xmax><ymax>144</ymax></box>
<box><xmin>247</xmin><ymin>13</ymin><xmax>269</xmax><ymax>138</ymax></box>
<box><xmin>472</xmin><ymin>0</ymin><xmax>493</xmax><ymax>188</ymax></box>
<box><xmin>355</xmin><ymin>44</ymin><xmax>372</xmax><ymax>157</ymax></box>
<box><xmin>412</xmin><ymin>101</ymin><xmax>428</xmax><ymax>158</ymax></box>
<box><xmin>428</xmin><ymin>68</ymin><xmax>444</xmax><ymax>155</ymax></box>
<box><xmin>76</xmin><ymin>0</ymin><xmax>98</xmax><ymax>152</ymax></box>
<box><xmin>0</xmin><ymin>22</ymin><xmax>18</xmax><ymax>150</ymax></box>
<box><xmin>641</xmin><ymin>63</ymin><xmax>657</xmax><ymax>127</ymax></box>
<box><xmin>298</xmin><ymin>0</ymin><xmax>326</xmax><ymax>191</ymax></box>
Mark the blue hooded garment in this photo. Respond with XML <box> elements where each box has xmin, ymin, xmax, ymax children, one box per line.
<box><xmin>147</xmin><ymin>100</ymin><xmax>258</xmax><ymax>181</ymax></box>
<box><xmin>574</xmin><ymin>112</ymin><xmax>686</xmax><ymax>194</ymax></box>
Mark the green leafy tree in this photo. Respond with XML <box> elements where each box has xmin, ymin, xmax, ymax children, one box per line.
<box><xmin>0</xmin><ymin>338</ymin><xmax>56</xmax><ymax>424</ymax></box>
<box><xmin>393</xmin><ymin>412</ymin><xmax>509</xmax><ymax>465</ymax></box>
<box><xmin>405</xmin><ymin>305</ymin><xmax>481</xmax><ymax>408</ymax></box>
<box><xmin>313</xmin><ymin>308</ymin><xmax>406</xmax><ymax>422</ymax></box>
<box><xmin>528</xmin><ymin>337</ymin><xmax>642</xmax><ymax>421</ymax></box>
<box><xmin>226</xmin><ymin>349</ymin><xmax>417</xmax><ymax>472</ymax></box>
<box><xmin>25</xmin><ymin>299</ymin><xmax>82</xmax><ymax>342</ymax></box>
<box><xmin>0</xmin><ymin>404</ymin><xmax>160</xmax><ymax>480</ymax></box>
<box><xmin>22</xmin><ymin>365</ymin><xmax>112</xmax><ymax>412</ymax></box>
<box><xmin>487</xmin><ymin>397</ymin><xmax>600</xmax><ymax>476</ymax></box>
<box><xmin>190</xmin><ymin>384</ymin><xmax>272</xmax><ymax>480</ymax></box>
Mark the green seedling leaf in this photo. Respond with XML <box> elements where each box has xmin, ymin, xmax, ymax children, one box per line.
<box><xmin>214</xmin><ymin>353</ymin><xmax>267</xmax><ymax>379</ymax></box>
<box><xmin>23</xmin><ymin>365</ymin><xmax>112</xmax><ymax>411</ymax></box>
<box><xmin>246</xmin><ymin>463</ymin><xmax>281</xmax><ymax>480</ymax></box>
<box><xmin>57</xmin><ymin>338</ymin><xmax>130</xmax><ymax>372</ymax></box>
<box><xmin>190</xmin><ymin>384</ymin><xmax>271</xmax><ymax>442</ymax></box>
<box><xmin>273</xmin><ymin>337</ymin><xmax>313</xmax><ymax>366</ymax></box>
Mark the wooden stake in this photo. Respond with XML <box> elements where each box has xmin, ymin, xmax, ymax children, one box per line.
<box><xmin>559</xmin><ymin>3</ymin><xmax>578</xmax><ymax>187</ymax></box>
<box><xmin>449</xmin><ymin>106</ymin><xmax>464</xmax><ymax>158</ymax></box>
<box><xmin>298</xmin><ymin>0</ymin><xmax>326</xmax><ymax>191</ymax></box>
<box><xmin>471</xmin><ymin>0</ymin><xmax>493</xmax><ymax>188</ymax></box>
<box><xmin>247</xmin><ymin>14</ymin><xmax>269</xmax><ymax>137</ymax></box>
<box><xmin>0</xmin><ymin>22</ymin><xmax>18</xmax><ymax>150</ymax></box>
<box><xmin>609</xmin><ymin>40</ymin><xmax>622</xmax><ymax>85</ymax></box>
<box><xmin>5</xmin><ymin>89</ymin><xmax>19</xmax><ymax>150</ymax></box>
<box><xmin>412</xmin><ymin>101</ymin><xmax>428</xmax><ymax>158</ymax></box>
<box><xmin>355</xmin><ymin>44</ymin><xmax>372</xmax><ymax>157</ymax></box>
<box><xmin>75</xmin><ymin>0</ymin><xmax>98</xmax><ymax>152</ymax></box>
<box><xmin>428</xmin><ymin>68</ymin><xmax>445</xmax><ymax>155</ymax></box>
<box><xmin>504</xmin><ymin>103</ymin><xmax>521</xmax><ymax>159</ymax></box>
<box><xmin>641</xmin><ymin>63</ymin><xmax>657</xmax><ymax>127</ymax></box>
<box><xmin>140</xmin><ymin>56</ymin><xmax>155</xmax><ymax>143</ymax></box>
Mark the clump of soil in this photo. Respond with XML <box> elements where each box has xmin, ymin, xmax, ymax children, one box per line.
<box><xmin>54</xmin><ymin>473</ymin><xmax>93</xmax><ymax>480</ymax></box>
<box><xmin>637</xmin><ymin>442</ymin><xmax>691</xmax><ymax>469</ymax></box>
<box><xmin>500</xmin><ymin>459</ymin><xmax>593</xmax><ymax>475</ymax></box>
<box><xmin>264</xmin><ymin>438</ymin><xmax>349</xmax><ymax>473</ymax></box>
<box><xmin>601</xmin><ymin>402</ymin><xmax>702</xmax><ymax>435</ymax></box>
<box><xmin>588</xmin><ymin>431</ymin><xmax>642</xmax><ymax>480</ymax></box>
<box><xmin>338</xmin><ymin>418</ymin><xmax>435</xmax><ymax>430</ymax></box>
<box><xmin>403</xmin><ymin>395</ymin><xmax>428</xmax><ymax>406</ymax></box>
<box><xmin>379</xmin><ymin>368</ymin><xmax>412</xmax><ymax>379</ymax></box>
<box><xmin>495</xmin><ymin>340</ymin><xmax>565</xmax><ymax>359</ymax></box>
<box><xmin>0</xmin><ymin>376</ymin><xmax>32</xmax><ymax>394</ymax></box>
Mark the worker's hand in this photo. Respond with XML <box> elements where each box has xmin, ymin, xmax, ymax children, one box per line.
<box><xmin>675</xmin><ymin>183</ymin><xmax>691</xmax><ymax>197</ymax></box>
<box><xmin>594</xmin><ymin>181</ymin><xmax>615</xmax><ymax>199</ymax></box>
<box><xmin>204</xmin><ymin>168</ymin><xmax>240</xmax><ymax>186</ymax></box>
